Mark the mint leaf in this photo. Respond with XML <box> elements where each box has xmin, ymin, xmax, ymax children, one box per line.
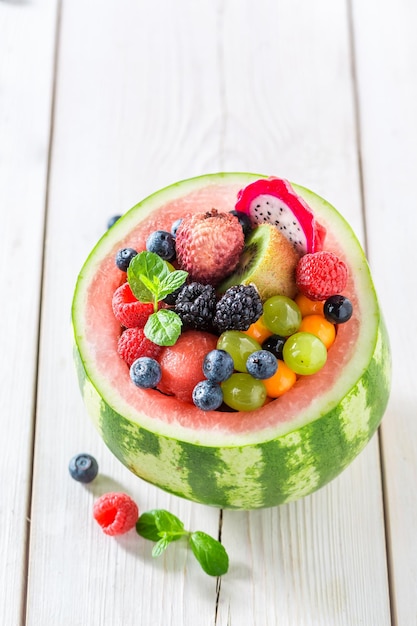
<box><xmin>152</xmin><ymin>535</ymin><xmax>173</xmax><ymax>557</ymax></box>
<box><xmin>138</xmin><ymin>273</ymin><xmax>160</xmax><ymax>297</ymax></box>
<box><xmin>136</xmin><ymin>512</ymin><xmax>161</xmax><ymax>542</ymax></box>
<box><xmin>136</xmin><ymin>509</ymin><xmax>186</xmax><ymax>542</ymax></box>
<box><xmin>136</xmin><ymin>509</ymin><xmax>230</xmax><ymax>577</ymax></box>
<box><xmin>157</xmin><ymin>270</ymin><xmax>188</xmax><ymax>301</ymax></box>
<box><xmin>137</xmin><ymin>509</ymin><xmax>188</xmax><ymax>559</ymax></box>
<box><xmin>144</xmin><ymin>309</ymin><xmax>182</xmax><ymax>346</ymax></box>
<box><xmin>127</xmin><ymin>250</ymin><xmax>188</xmax><ymax>313</ymax></box>
<box><xmin>189</xmin><ymin>531</ymin><xmax>229</xmax><ymax>577</ymax></box>
<box><xmin>152</xmin><ymin>509</ymin><xmax>186</xmax><ymax>535</ymax></box>
<box><xmin>127</xmin><ymin>251</ymin><xmax>169</xmax><ymax>302</ymax></box>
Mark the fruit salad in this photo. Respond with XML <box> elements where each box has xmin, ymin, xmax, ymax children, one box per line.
<box><xmin>72</xmin><ymin>172</ymin><xmax>390</xmax><ymax>508</ymax></box>
<box><xmin>111</xmin><ymin>177</ymin><xmax>352</xmax><ymax>413</ymax></box>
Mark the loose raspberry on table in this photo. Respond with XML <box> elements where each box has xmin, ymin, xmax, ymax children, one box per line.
<box><xmin>295</xmin><ymin>251</ymin><xmax>348</xmax><ymax>301</ymax></box>
<box><xmin>118</xmin><ymin>327</ymin><xmax>163</xmax><ymax>367</ymax></box>
<box><xmin>112</xmin><ymin>282</ymin><xmax>155</xmax><ymax>328</ymax></box>
<box><xmin>93</xmin><ymin>492</ymin><xmax>139</xmax><ymax>536</ymax></box>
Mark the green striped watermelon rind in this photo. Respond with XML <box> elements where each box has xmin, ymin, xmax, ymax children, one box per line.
<box><xmin>72</xmin><ymin>173</ymin><xmax>391</xmax><ymax>509</ymax></box>
<box><xmin>74</xmin><ymin>316</ymin><xmax>390</xmax><ymax>509</ymax></box>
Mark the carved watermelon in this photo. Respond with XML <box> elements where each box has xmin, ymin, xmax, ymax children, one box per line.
<box><xmin>72</xmin><ymin>173</ymin><xmax>391</xmax><ymax>509</ymax></box>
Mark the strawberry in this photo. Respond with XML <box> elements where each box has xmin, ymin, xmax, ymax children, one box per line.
<box><xmin>112</xmin><ymin>282</ymin><xmax>154</xmax><ymax>328</ymax></box>
<box><xmin>117</xmin><ymin>327</ymin><xmax>162</xmax><ymax>367</ymax></box>
<box><xmin>295</xmin><ymin>251</ymin><xmax>348</xmax><ymax>301</ymax></box>
<box><xmin>175</xmin><ymin>209</ymin><xmax>244</xmax><ymax>286</ymax></box>
<box><xmin>93</xmin><ymin>492</ymin><xmax>138</xmax><ymax>536</ymax></box>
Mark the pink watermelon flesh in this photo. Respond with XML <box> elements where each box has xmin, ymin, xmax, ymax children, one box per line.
<box><xmin>234</xmin><ymin>177</ymin><xmax>327</xmax><ymax>254</ymax></box>
<box><xmin>158</xmin><ymin>330</ymin><xmax>219</xmax><ymax>402</ymax></box>
<box><xmin>84</xmin><ymin>182</ymin><xmax>359</xmax><ymax>440</ymax></box>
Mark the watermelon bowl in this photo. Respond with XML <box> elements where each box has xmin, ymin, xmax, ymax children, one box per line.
<box><xmin>72</xmin><ymin>172</ymin><xmax>391</xmax><ymax>510</ymax></box>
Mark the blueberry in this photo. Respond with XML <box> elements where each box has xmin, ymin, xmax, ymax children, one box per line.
<box><xmin>107</xmin><ymin>215</ymin><xmax>122</xmax><ymax>229</ymax></box>
<box><xmin>69</xmin><ymin>453</ymin><xmax>99</xmax><ymax>483</ymax></box>
<box><xmin>203</xmin><ymin>349</ymin><xmax>234</xmax><ymax>383</ymax></box>
<box><xmin>146</xmin><ymin>230</ymin><xmax>176</xmax><ymax>261</ymax></box>
<box><xmin>324</xmin><ymin>295</ymin><xmax>353</xmax><ymax>324</ymax></box>
<box><xmin>130</xmin><ymin>357</ymin><xmax>162</xmax><ymax>389</ymax></box>
<box><xmin>229</xmin><ymin>210</ymin><xmax>253</xmax><ymax>237</ymax></box>
<box><xmin>171</xmin><ymin>218</ymin><xmax>183</xmax><ymax>237</ymax></box>
<box><xmin>246</xmin><ymin>350</ymin><xmax>278</xmax><ymax>380</ymax></box>
<box><xmin>192</xmin><ymin>380</ymin><xmax>223</xmax><ymax>411</ymax></box>
<box><xmin>115</xmin><ymin>247</ymin><xmax>138</xmax><ymax>271</ymax></box>
<box><xmin>262</xmin><ymin>335</ymin><xmax>286</xmax><ymax>360</ymax></box>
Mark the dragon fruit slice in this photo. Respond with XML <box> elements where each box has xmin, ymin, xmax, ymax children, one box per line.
<box><xmin>235</xmin><ymin>177</ymin><xmax>326</xmax><ymax>254</ymax></box>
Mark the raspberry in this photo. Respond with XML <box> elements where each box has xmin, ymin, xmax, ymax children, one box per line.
<box><xmin>295</xmin><ymin>251</ymin><xmax>348</xmax><ymax>301</ymax></box>
<box><xmin>93</xmin><ymin>492</ymin><xmax>139</xmax><ymax>536</ymax></box>
<box><xmin>213</xmin><ymin>285</ymin><xmax>263</xmax><ymax>333</ymax></box>
<box><xmin>118</xmin><ymin>327</ymin><xmax>162</xmax><ymax>367</ymax></box>
<box><xmin>112</xmin><ymin>282</ymin><xmax>154</xmax><ymax>328</ymax></box>
<box><xmin>175</xmin><ymin>209</ymin><xmax>244</xmax><ymax>286</ymax></box>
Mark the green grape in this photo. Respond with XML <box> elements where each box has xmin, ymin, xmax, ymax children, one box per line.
<box><xmin>217</xmin><ymin>331</ymin><xmax>261</xmax><ymax>372</ymax></box>
<box><xmin>262</xmin><ymin>296</ymin><xmax>302</xmax><ymax>336</ymax></box>
<box><xmin>221</xmin><ymin>373</ymin><xmax>267</xmax><ymax>411</ymax></box>
<box><xmin>282</xmin><ymin>332</ymin><xmax>327</xmax><ymax>375</ymax></box>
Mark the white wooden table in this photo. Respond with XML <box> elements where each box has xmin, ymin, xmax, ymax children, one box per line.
<box><xmin>1</xmin><ymin>1</ymin><xmax>416</xmax><ymax>624</ymax></box>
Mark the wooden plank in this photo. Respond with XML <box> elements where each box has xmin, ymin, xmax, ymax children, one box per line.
<box><xmin>218</xmin><ymin>443</ymin><xmax>389</xmax><ymax>625</ymax></box>
<box><xmin>0</xmin><ymin>1</ymin><xmax>58</xmax><ymax>624</ymax></box>
<box><xmin>351</xmin><ymin>0</ymin><xmax>417</xmax><ymax>623</ymax></box>
<box><xmin>27</xmin><ymin>0</ymin><xmax>391</xmax><ymax>624</ymax></box>
<box><xmin>26</xmin><ymin>2</ymin><xmax>224</xmax><ymax>624</ymax></box>
<box><xmin>216</xmin><ymin>1</ymin><xmax>392</xmax><ymax>623</ymax></box>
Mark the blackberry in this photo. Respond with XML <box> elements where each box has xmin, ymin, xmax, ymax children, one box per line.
<box><xmin>213</xmin><ymin>285</ymin><xmax>263</xmax><ymax>333</ymax></box>
<box><xmin>175</xmin><ymin>282</ymin><xmax>217</xmax><ymax>330</ymax></box>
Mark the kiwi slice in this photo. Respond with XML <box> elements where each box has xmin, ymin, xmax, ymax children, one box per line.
<box><xmin>218</xmin><ymin>224</ymin><xmax>299</xmax><ymax>300</ymax></box>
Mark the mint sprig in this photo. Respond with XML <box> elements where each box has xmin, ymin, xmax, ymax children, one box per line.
<box><xmin>127</xmin><ymin>251</ymin><xmax>187</xmax><ymax>346</ymax></box>
<box><xmin>136</xmin><ymin>509</ymin><xmax>229</xmax><ymax>577</ymax></box>
<box><xmin>144</xmin><ymin>309</ymin><xmax>182</xmax><ymax>346</ymax></box>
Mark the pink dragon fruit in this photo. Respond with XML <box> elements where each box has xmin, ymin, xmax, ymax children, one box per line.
<box><xmin>235</xmin><ymin>177</ymin><xmax>326</xmax><ymax>255</ymax></box>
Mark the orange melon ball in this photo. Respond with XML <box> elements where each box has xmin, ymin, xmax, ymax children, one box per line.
<box><xmin>298</xmin><ymin>314</ymin><xmax>336</xmax><ymax>349</ymax></box>
<box><xmin>243</xmin><ymin>315</ymin><xmax>273</xmax><ymax>344</ymax></box>
<box><xmin>295</xmin><ymin>293</ymin><xmax>324</xmax><ymax>317</ymax></box>
<box><xmin>263</xmin><ymin>360</ymin><xmax>297</xmax><ymax>398</ymax></box>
